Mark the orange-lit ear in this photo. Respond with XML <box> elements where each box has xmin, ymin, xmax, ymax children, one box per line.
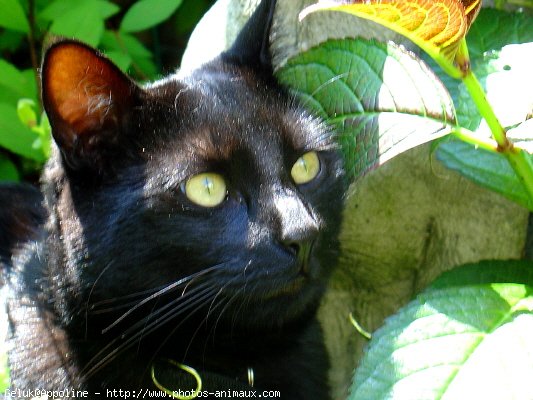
<box><xmin>42</xmin><ymin>41</ymin><xmax>138</xmax><ymax>168</ymax></box>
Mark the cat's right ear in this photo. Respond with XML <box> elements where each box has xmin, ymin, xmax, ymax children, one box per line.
<box><xmin>222</xmin><ymin>0</ymin><xmax>277</xmax><ymax>76</ymax></box>
<box><xmin>41</xmin><ymin>41</ymin><xmax>140</xmax><ymax>171</ymax></box>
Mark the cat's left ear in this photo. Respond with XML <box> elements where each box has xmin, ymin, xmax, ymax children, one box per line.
<box><xmin>41</xmin><ymin>40</ymin><xmax>140</xmax><ymax>170</ymax></box>
<box><xmin>222</xmin><ymin>0</ymin><xmax>277</xmax><ymax>75</ymax></box>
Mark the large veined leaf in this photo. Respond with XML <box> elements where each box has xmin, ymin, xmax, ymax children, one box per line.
<box><xmin>351</xmin><ymin>260</ymin><xmax>533</xmax><ymax>400</ymax></box>
<box><xmin>276</xmin><ymin>38</ymin><xmax>454</xmax><ymax>178</ymax></box>
<box><xmin>300</xmin><ymin>0</ymin><xmax>481</xmax><ymax>77</ymax></box>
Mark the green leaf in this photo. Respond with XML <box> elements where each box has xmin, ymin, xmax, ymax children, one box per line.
<box><xmin>436</xmin><ymin>138</ymin><xmax>533</xmax><ymax>210</ymax></box>
<box><xmin>0</xmin><ymin>154</ymin><xmax>19</xmax><ymax>182</ymax></box>
<box><xmin>276</xmin><ymin>39</ymin><xmax>454</xmax><ymax>179</ymax></box>
<box><xmin>100</xmin><ymin>30</ymin><xmax>156</xmax><ymax>78</ymax></box>
<box><xmin>0</xmin><ymin>61</ymin><xmax>37</xmax><ymax>102</ymax></box>
<box><xmin>39</xmin><ymin>0</ymin><xmax>120</xmax><ymax>21</ymax></box>
<box><xmin>132</xmin><ymin>56</ymin><xmax>158</xmax><ymax>81</ymax></box>
<box><xmin>47</xmin><ymin>1</ymin><xmax>106</xmax><ymax>46</ymax></box>
<box><xmin>120</xmin><ymin>0</ymin><xmax>183</xmax><ymax>33</ymax></box>
<box><xmin>0</xmin><ymin>0</ymin><xmax>29</xmax><ymax>33</ymax></box>
<box><xmin>17</xmin><ymin>99</ymin><xmax>38</xmax><ymax>128</ymax></box>
<box><xmin>467</xmin><ymin>8</ymin><xmax>533</xmax><ymax>59</ymax></box>
<box><xmin>431</xmin><ymin>260</ymin><xmax>533</xmax><ymax>288</ymax></box>
<box><xmin>105</xmin><ymin>51</ymin><xmax>132</xmax><ymax>73</ymax></box>
<box><xmin>0</xmin><ymin>103</ymin><xmax>46</xmax><ymax>162</ymax></box>
<box><xmin>351</xmin><ymin>260</ymin><xmax>533</xmax><ymax>400</ymax></box>
<box><xmin>0</xmin><ymin>30</ymin><xmax>24</xmax><ymax>52</ymax></box>
<box><xmin>35</xmin><ymin>112</ymin><xmax>52</xmax><ymax>159</ymax></box>
<box><xmin>101</xmin><ymin>30</ymin><xmax>152</xmax><ymax>58</ymax></box>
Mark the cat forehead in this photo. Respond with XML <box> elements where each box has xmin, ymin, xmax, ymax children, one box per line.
<box><xmin>143</xmin><ymin>67</ymin><xmax>330</xmax><ymax>160</ymax></box>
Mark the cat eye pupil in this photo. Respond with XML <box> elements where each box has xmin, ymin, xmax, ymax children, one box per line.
<box><xmin>291</xmin><ymin>151</ymin><xmax>320</xmax><ymax>185</ymax></box>
<box><xmin>297</xmin><ymin>158</ymin><xmax>309</xmax><ymax>173</ymax></box>
<box><xmin>185</xmin><ymin>172</ymin><xmax>227</xmax><ymax>207</ymax></box>
<box><xmin>203</xmin><ymin>177</ymin><xmax>214</xmax><ymax>194</ymax></box>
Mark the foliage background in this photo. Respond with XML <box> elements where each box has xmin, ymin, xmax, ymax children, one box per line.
<box><xmin>0</xmin><ymin>0</ymin><xmax>216</xmax><ymax>184</ymax></box>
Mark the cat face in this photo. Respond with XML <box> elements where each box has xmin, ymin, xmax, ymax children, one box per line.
<box><xmin>40</xmin><ymin>0</ymin><xmax>347</xmax><ymax>345</ymax></box>
<box><xmin>41</xmin><ymin>42</ymin><xmax>344</xmax><ymax>333</ymax></box>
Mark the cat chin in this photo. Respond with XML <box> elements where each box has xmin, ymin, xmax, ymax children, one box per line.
<box><xmin>219</xmin><ymin>279</ymin><xmax>325</xmax><ymax>329</ymax></box>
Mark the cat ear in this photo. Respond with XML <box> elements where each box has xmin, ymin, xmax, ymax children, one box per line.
<box><xmin>223</xmin><ymin>0</ymin><xmax>276</xmax><ymax>74</ymax></box>
<box><xmin>41</xmin><ymin>40</ymin><xmax>139</xmax><ymax>170</ymax></box>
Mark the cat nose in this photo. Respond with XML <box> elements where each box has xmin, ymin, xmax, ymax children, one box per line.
<box><xmin>280</xmin><ymin>226</ymin><xmax>318</xmax><ymax>276</ymax></box>
<box><xmin>280</xmin><ymin>228</ymin><xmax>318</xmax><ymax>254</ymax></box>
<box><xmin>274</xmin><ymin>192</ymin><xmax>320</xmax><ymax>270</ymax></box>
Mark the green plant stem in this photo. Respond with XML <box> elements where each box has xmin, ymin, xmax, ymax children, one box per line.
<box><xmin>505</xmin><ymin>148</ymin><xmax>533</xmax><ymax>203</ymax></box>
<box><xmin>450</xmin><ymin>127</ymin><xmax>498</xmax><ymax>152</ymax></box>
<box><xmin>461</xmin><ymin>69</ymin><xmax>533</xmax><ymax>204</ymax></box>
<box><xmin>462</xmin><ymin>70</ymin><xmax>508</xmax><ymax>149</ymax></box>
<box><xmin>27</xmin><ymin>0</ymin><xmax>41</xmax><ymax>111</ymax></box>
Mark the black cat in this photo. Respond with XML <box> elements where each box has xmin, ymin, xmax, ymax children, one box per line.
<box><xmin>1</xmin><ymin>0</ymin><xmax>345</xmax><ymax>398</ymax></box>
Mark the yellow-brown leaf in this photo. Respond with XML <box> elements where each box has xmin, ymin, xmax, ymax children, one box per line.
<box><xmin>300</xmin><ymin>0</ymin><xmax>482</xmax><ymax>63</ymax></box>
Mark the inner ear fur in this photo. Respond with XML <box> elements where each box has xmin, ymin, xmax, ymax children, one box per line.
<box><xmin>41</xmin><ymin>40</ymin><xmax>139</xmax><ymax>168</ymax></box>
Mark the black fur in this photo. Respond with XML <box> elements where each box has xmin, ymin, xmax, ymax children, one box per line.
<box><xmin>0</xmin><ymin>183</ymin><xmax>44</xmax><ymax>265</ymax></box>
<box><xmin>4</xmin><ymin>0</ymin><xmax>345</xmax><ymax>398</ymax></box>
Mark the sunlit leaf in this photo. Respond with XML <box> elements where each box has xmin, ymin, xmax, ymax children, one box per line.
<box><xmin>510</xmin><ymin>119</ymin><xmax>533</xmax><ymax>154</ymax></box>
<box><xmin>351</xmin><ymin>260</ymin><xmax>533</xmax><ymax>400</ymax></box>
<box><xmin>301</xmin><ymin>0</ymin><xmax>481</xmax><ymax>77</ymax></box>
<box><xmin>277</xmin><ymin>38</ymin><xmax>454</xmax><ymax>178</ymax></box>
<box><xmin>17</xmin><ymin>99</ymin><xmax>37</xmax><ymax>129</ymax></box>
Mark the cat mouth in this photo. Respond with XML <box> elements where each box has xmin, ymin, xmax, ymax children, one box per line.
<box><xmin>260</xmin><ymin>243</ymin><xmax>318</xmax><ymax>299</ymax></box>
<box><xmin>296</xmin><ymin>241</ymin><xmax>314</xmax><ymax>276</ymax></box>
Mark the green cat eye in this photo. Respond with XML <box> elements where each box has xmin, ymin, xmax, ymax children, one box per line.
<box><xmin>185</xmin><ymin>173</ymin><xmax>227</xmax><ymax>207</ymax></box>
<box><xmin>291</xmin><ymin>151</ymin><xmax>320</xmax><ymax>185</ymax></box>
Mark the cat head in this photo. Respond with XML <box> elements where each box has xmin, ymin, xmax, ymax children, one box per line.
<box><xmin>40</xmin><ymin>0</ymin><xmax>345</xmax><ymax>332</ymax></box>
